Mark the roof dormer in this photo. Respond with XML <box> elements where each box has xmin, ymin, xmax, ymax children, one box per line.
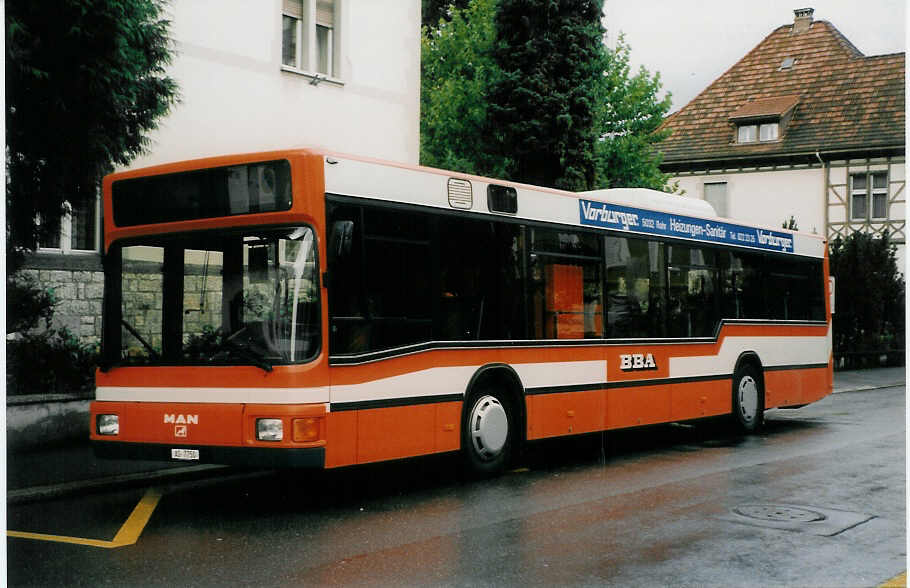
<box><xmin>730</xmin><ymin>95</ymin><xmax>799</xmax><ymax>144</ymax></box>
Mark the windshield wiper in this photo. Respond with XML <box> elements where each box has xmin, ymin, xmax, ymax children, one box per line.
<box><xmin>121</xmin><ymin>319</ymin><xmax>160</xmax><ymax>360</ymax></box>
<box><xmin>219</xmin><ymin>335</ymin><xmax>274</xmax><ymax>372</ymax></box>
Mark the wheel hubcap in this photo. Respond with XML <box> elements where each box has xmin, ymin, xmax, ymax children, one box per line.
<box><xmin>738</xmin><ymin>375</ymin><xmax>759</xmax><ymax>423</ymax></box>
<box><xmin>469</xmin><ymin>395</ymin><xmax>508</xmax><ymax>461</ymax></box>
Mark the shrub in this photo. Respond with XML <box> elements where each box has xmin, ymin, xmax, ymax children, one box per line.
<box><xmin>829</xmin><ymin>231</ymin><xmax>905</xmax><ymax>368</ymax></box>
<box><xmin>6</xmin><ymin>272</ymin><xmax>56</xmax><ymax>334</ymax></box>
<box><xmin>7</xmin><ymin>327</ymin><xmax>99</xmax><ymax>396</ymax></box>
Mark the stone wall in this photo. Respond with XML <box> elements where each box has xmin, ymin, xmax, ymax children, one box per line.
<box><xmin>17</xmin><ymin>253</ymin><xmax>225</xmax><ymax>351</ymax></box>
<box><xmin>17</xmin><ymin>259</ymin><xmax>105</xmax><ymax>348</ymax></box>
<box><xmin>120</xmin><ymin>263</ymin><xmax>223</xmax><ymax>355</ymax></box>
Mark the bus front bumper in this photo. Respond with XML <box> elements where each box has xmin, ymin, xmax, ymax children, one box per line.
<box><xmin>92</xmin><ymin>440</ymin><xmax>326</xmax><ymax>469</ymax></box>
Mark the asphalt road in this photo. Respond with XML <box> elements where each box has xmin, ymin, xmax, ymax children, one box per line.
<box><xmin>7</xmin><ymin>385</ymin><xmax>906</xmax><ymax>587</ymax></box>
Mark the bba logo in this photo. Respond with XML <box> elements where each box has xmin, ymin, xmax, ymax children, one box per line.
<box><xmin>619</xmin><ymin>353</ymin><xmax>657</xmax><ymax>371</ymax></box>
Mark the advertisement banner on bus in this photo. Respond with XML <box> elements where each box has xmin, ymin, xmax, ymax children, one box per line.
<box><xmin>578</xmin><ymin>199</ymin><xmax>794</xmax><ymax>253</ymax></box>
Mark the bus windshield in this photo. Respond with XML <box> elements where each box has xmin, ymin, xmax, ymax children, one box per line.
<box><xmin>110</xmin><ymin>226</ymin><xmax>319</xmax><ymax>369</ymax></box>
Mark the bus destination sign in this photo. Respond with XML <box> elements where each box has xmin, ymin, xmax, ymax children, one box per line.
<box><xmin>578</xmin><ymin>199</ymin><xmax>794</xmax><ymax>253</ymax></box>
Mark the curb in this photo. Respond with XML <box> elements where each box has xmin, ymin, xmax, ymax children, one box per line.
<box><xmin>7</xmin><ymin>464</ymin><xmax>230</xmax><ymax>505</ymax></box>
<box><xmin>833</xmin><ymin>381</ymin><xmax>905</xmax><ymax>394</ymax></box>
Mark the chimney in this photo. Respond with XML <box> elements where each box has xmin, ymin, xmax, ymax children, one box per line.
<box><xmin>793</xmin><ymin>7</ymin><xmax>814</xmax><ymax>33</ymax></box>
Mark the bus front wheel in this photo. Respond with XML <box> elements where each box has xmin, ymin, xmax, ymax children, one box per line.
<box><xmin>462</xmin><ymin>387</ymin><xmax>514</xmax><ymax>476</ymax></box>
<box><xmin>732</xmin><ymin>364</ymin><xmax>764</xmax><ymax>433</ymax></box>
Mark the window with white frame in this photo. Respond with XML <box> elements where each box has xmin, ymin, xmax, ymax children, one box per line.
<box><xmin>703</xmin><ymin>182</ymin><xmax>728</xmax><ymax>217</ymax></box>
<box><xmin>759</xmin><ymin>122</ymin><xmax>779</xmax><ymax>141</ymax></box>
<box><xmin>38</xmin><ymin>197</ymin><xmax>101</xmax><ymax>253</ymax></box>
<box><xmin>737</xmin><ymin>125</ymin><xmax>757</xmax><ymax>143</ymax></box>
<box><xmin>850</xmin><ymin>172</ymin><xmax>889</xmax><ymax>220</ymax></box>
<box><xmin>282</xmin><ymin>0</ymin><xmax>337</xmax><ymax>78</ymax></box>
<box><xmin>737</xmin><ymin>121</ymin><xmax>779</xmax><ymax>143</ymax></box>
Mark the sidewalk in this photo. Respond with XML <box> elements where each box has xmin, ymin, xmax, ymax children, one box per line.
<box><xmin>832</xmin><ymin>366</ymin><xmax>906</xmax><ymax>394</ymax></box>
<box><xmin>6</xmin><ymin>367</ymin><xmax>906</xmax><ymax>503</ymax></box>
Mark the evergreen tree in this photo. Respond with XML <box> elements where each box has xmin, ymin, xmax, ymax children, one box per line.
<box><xmin>6</xmin><ymin>0</ymin><xmax>178</xmax><ymax>259</ymax></box>
<box><xmin>828</xmin><ymin>231</ymin><xmax>905</xmax><ymax>366</ymax></box>
<box><xmin>420</xmin><ymin>0</ymin><xmax>673</xmax><ymax>192</ymax></box>
<box><xmin>488</xmin><ymin>0</ymin><xmax>605</xmax><ymax>190</ymax></box>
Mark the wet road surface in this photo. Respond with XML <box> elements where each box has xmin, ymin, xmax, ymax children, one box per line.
<box><xmin>7</xmin><ymin>385</ymin><xmax>905</xmax><ymax>586</ymax></box>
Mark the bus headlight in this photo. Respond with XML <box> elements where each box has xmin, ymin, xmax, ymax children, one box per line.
<box><xmin>97</xmin><ymin>414</ymin><xmax>119</xmax><ymax>436</ymax></box>
<box><xmin>256</xmin><ymin>418</ymin><xmax>283</xmax><ymax>441</ymax></box>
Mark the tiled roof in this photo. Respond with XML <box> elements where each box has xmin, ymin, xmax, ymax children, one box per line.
<box><xmin>658</xmin><ymin>19</ymin><xmax>905</xmax><ymax>168</ymax></box>
<box><xmin>729</xmin><ymin>95</ymin><xmax>799</xmax><ymax>120</ymax></box>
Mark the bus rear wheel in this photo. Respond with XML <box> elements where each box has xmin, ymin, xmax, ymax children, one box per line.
<box><xmin>462</xmin><ymin>388</ymin><xmax>514</xmax><ymax>476</ymax></box>
<box><xmin>732</xmin><ymin>364</ymin><xmax>763</xmax><ymax>433</ymax></box>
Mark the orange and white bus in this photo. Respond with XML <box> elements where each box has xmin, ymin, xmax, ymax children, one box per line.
<box><xmin>90</xmin><ymin>148</ymin><xmax>833</xmax><ymax>475</ymax></box>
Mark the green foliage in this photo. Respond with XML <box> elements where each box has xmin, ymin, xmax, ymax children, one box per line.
<box><xmin>488</xmin><ymin>0</ymin><xmax>605</xmax><ymax>190</ymax></box>
<box><xmin>594</xmin><ymin>36</ymin><xmax>673</xmax><ymax>190</ymax></box>
<box><xmin>828</xmin><ymin>231</ymin><xmax>905</xmax><ymax>359</ymax></box>
<box><xmin>7</xmin><ymin>273</ymin><xmax>56</xmax><ymax>335</ymax></box>
<box><xmin>420</xmin><ymin>0</ymin><xmax>507</xmax><ymax>178</ymax></box>
<box><xmin>6</xmin><ymin>0</ymin><xmax>179</xmax><ymax>253</ymax></box>
<box><xmin>782</xmin><ymin>216</ymin><xmax>799</xmax><ymax>230</ymax></box>
<box><xmin>7</xmin><ymin>327</ymin><xmax>100</xmax><ymax>395</ymax></box>
<box><xmin>420</xmin><ymin>1</ymin><xmax>673</xmax><ymax>192</ymax></box>
<box><xmin>422</xmin><ymin>0</ymin><xmax>471</xmax><ymax>28</ymax></box>
<box><xmin>183</xmin><ymin>325</ymin><xmax>224</xmax><ymax>363</ymax></box>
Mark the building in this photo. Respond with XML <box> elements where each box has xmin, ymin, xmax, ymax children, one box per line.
<box><xmin>659</xmin><ymin>8</ymin><xmax>905</xmax><ymax>269</ymax></box>
<box><xmin>22</xmin><ymin>0</ymin><xmax>421</xmax><ymax>345</ymax></box>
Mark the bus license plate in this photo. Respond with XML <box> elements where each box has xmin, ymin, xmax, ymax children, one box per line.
<box><xmin>171</xmin><ymin>448</ymin><xmax>200</xmax><ymax>461</ymax></box>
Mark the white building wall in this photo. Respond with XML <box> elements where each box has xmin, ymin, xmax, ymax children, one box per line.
<box><xmin>128</xmin><ymin>0</ymin><xmax>420</xmax><ymax>169</ymax></box>
<box><xmin>672</xmin><ymin>167</ymin><xmax>826</xmax><ymax>234</ymax></box>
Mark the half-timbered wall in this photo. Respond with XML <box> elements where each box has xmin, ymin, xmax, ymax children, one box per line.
<box><xmin>825</xmin><ymin>157</ymin><xmax>906</xmax><ymax>245</ymax></box>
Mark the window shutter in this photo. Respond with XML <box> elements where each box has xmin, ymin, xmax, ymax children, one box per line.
<box><xmin>283</xmin><ymin>0</ymin><xmax>303</xmax><ymax>17</ymax></box>
<box><xmin>316</xmin><ymin>0</ymin><xmax>334</xmax><ymax>26</ymax></box>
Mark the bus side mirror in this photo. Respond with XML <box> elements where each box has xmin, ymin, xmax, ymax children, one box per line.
<box><xmin>330</xmin><ymin>220</ymin><xmax>354</xmax><ymax>259</ymax></box>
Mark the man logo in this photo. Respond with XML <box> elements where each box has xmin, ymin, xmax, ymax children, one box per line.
<box><xmin>620</xmin><ymin>353</ymin><xmax>657</xmax><ymax>371</ymax></box>
<box><xmin>164</xmin><ymin>414</ymin><xmax>199</xmax><ymax>425</ymax></box>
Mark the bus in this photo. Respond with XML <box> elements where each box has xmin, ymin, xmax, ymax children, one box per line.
<box><xmin>90</xmin><ymin>148</ymin><xmax>833</xmax><ymax>475</ymax></box>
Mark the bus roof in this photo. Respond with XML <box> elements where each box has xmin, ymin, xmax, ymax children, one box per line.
<box><xmin>105</xmin><ymin>148</ymin><xmax>826</xmax><ymax>258</ymax></box>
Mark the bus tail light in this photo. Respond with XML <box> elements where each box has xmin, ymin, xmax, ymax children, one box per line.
<box><xmin>293</xmin><ymin>417</ymin><xmax>321</xmax><ymax>442</ymax></box>
<box><xmin>256</xmin><ymin>418</ymin><xmax>284</xmax><ymax>441</ymax></box>
<box><xmin>97</xmin><ymin>414</ymin><xmax>120</xmax><ymax>436</ymax></box>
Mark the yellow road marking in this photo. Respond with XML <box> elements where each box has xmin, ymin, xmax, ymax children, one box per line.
<box><xmin>7</xmin><ymin>487</ymin><xmax>162</xmax><ymax>549</ymax></box>
<box><xmin>881</xmin><ymin>572</ymin><xmax>907</xmax><ymax>587</ymax></box>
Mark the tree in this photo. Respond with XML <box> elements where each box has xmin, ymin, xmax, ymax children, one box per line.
<box><xmin>828</xmin><ymin>231</ymin><xmax>904</xmax><ymax>365</ymax></box>
<box><xmin>6</xmin><ymin>0</ymin><xmax>179</xmax><ymax>260</ymax></box>
<box><xmin>422</xmin><ymin>0</ymin><xmax>471</xmax><ymax>28</ymax></box>
<box><xmin>420</xmin><ymin>0</ymin><xmax>507</xmax><ymax>178</ymax></box>
<box><xmin>488</xmin><ymin>0</ymin><xmax>605</xmax><ymax>191</ymax></box>
<box><xmin>594</xmin><ymin>35</ymin><xmax>673</xmax><ymax>190</ymax></box>
<box><xmin>420</xmin><ymin>0</ymin><xmax>674</xmax><ymax>192</ymax></box>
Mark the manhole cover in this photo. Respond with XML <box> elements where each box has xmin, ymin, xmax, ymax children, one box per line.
<box><xmin>733</xmin><ymin>504</ymin><xmax>827</xmax><ymax>523</ymax></box>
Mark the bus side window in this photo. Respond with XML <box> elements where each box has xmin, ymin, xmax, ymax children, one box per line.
<box><xmin>605</xmin><ymin>236</ymin><xmax>665</xmax><ymax>339</ymax></box>
<box><xmin>722</xmin><ymin>251</ymin><xmax>764</xmax><ymax>320</ymax></box>
<box><xmin>326</xmin><ymin>204</ymin><xmax>369</xmax><ymax>353</ymax></box>
<box><xmin>437</xmin><ymin>217</ymin><xmax>527</xmax><ymax>341</ymax></box>
<box><xmin>667</xmin><ymin>245</ymin><xmax>719</xmax><ymax>338</ymax></box>
<box><xmin>528</xmin><ymin>228</ymin><xmax>603</xmax><ymax>339</ymax></box>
